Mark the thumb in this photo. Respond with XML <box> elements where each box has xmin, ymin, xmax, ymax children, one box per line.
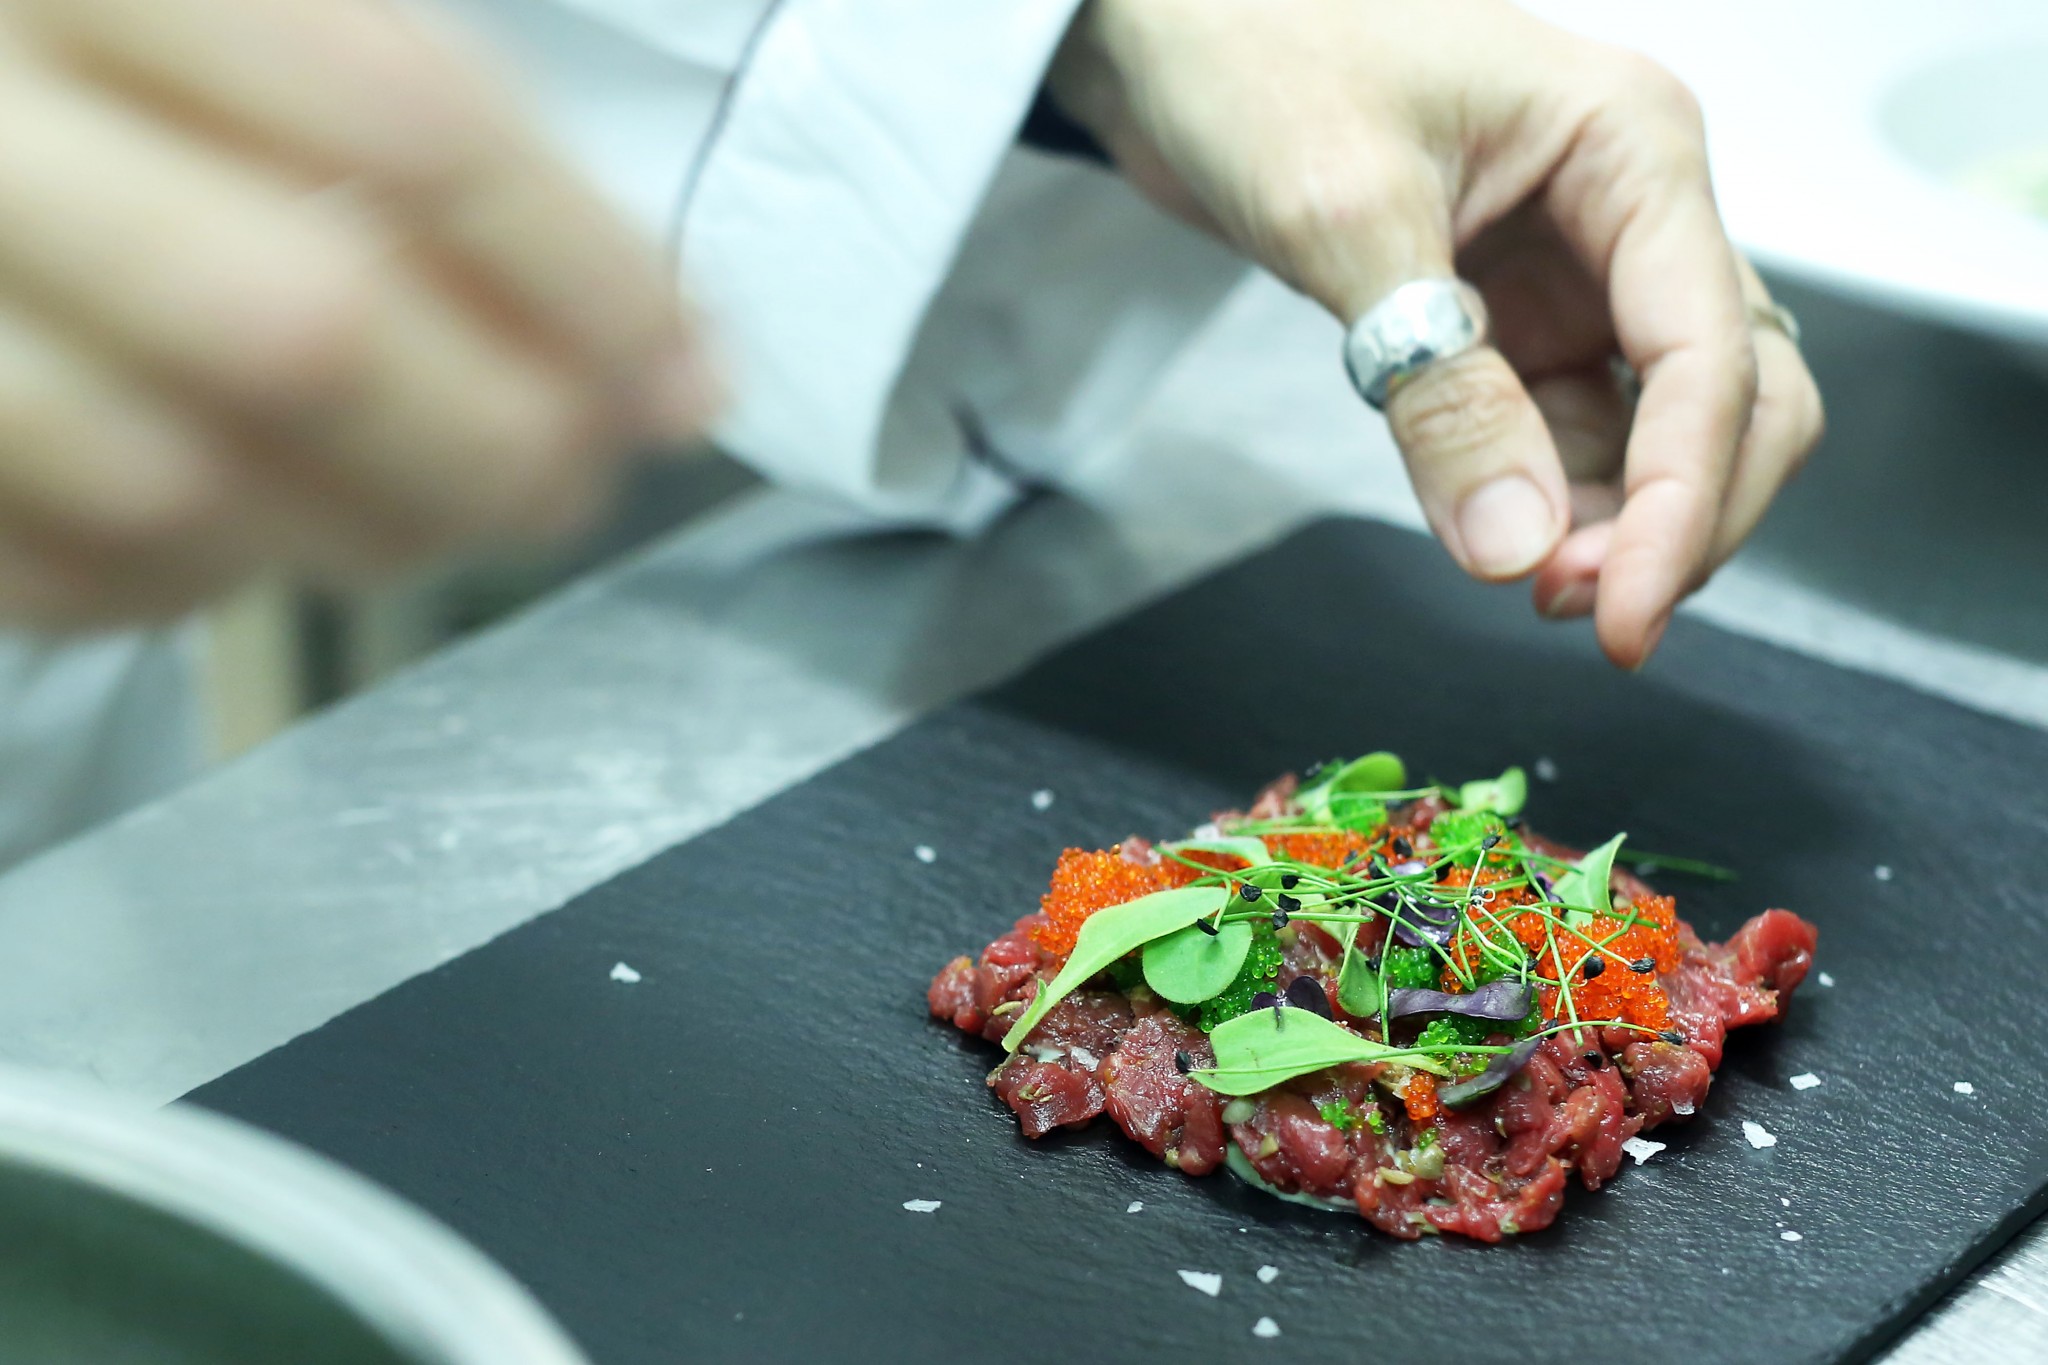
<box><xmin>1385</xmin><ymin>346</ymin><xmax>1572</xmax><ymax>581</ymax></box>
<box><xmin>1275</xmin><ymin>151</ymin><xmax>1570</xmax><ymax>583</ymax></box>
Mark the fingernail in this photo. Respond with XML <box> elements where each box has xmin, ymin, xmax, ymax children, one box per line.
<box><xmin>1456</xmin><ymin>475</ymin><xmax>1558</xmax><ymax>578</ymax></box>
<box><xmin>1539</xmin><ymin>578</ymin><xmax>1597</xmax><ymax>619</ymax></box>
<box><xmin>1630</xmin><ymin>615</ymin><xmax>1671</xmax><ymax>672</ymax></box>
<box><xmin>635</xmin><ymin>343</ymin><xmax>723</xmax><ymax>444</ymax></box>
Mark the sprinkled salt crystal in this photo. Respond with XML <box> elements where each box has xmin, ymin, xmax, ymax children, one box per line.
<box><xmin>1817</xmin><ymin>971</ymin><xmax>1835</xmax><ymax>988</ymax></box>
<box><xmin>1031</xmin><ymin>789</ymin><xmax>1056</xmax><ymax>811</ymax></box>
<box><xmin>1954</xmin><ymin>1081</ymin><xmax>1976</xmax><ymax>1096</ymax></box>
<box><xmin>1781</xmin><ymin>1230</ymin><xmax>1804</xmax><ymax>1242</ymax></box>
<box><xmin>1743</xmin><ymin>1120</ymin><xmax>1778</xmax><ymax>1149</ymax></box>
<box><xmin>1789</xmin><ymin>1073</ymin><xmax>1821</xmax><ymax>1090</ymax></box>
<box><xmin>1534</xmin><ymin>757</ymin><xmax>1559</xmax><ymax>782</ymax></box>
<box><xmin>1672</xmin><ymin>1100</ymin><xmax>1695</xmax><ymax>1116</ymax></box>
<box><xmin>1126</xmin><ymin>1201</ymin><xmax>1144</xmax><ymax>1214</ymax></box>
<box><xmin>1070</xmin><ymin>1046</ymin><xmax>1100</xmax><ymax>1069</ymax></box>
<box><xmin>914</xmin><ymin>844</ymin><xmax>937</xmax><ymax>864</ymax></box>
<box><xmin>1177</xmin><ymin>1270</ymin><xmax>1222</xmax><ymax>1298</ymax></box>
<box><xmin>1874</xmin><ymin>864</ymin><xmax>1893</xmax><ymax>881</ymax></box>
<box><xmin>1256</xmin><ymin>1265</ymin><xmax>1279</xmax><ymax>1284</ymax></box>
<box><xmin>902</xmin><ymin>1200</ymin><xmax>941</xmax><ymax>1213</ymax></box>
<box><xmin>1780</xmin><ymin>1197</ymin><xmax>1792</xmax><ymax>1208</ymax></box>
<box><xmin>1253</xmin><ymin>1317</ymin><xmax>1281</xmax><ymax>1339</ymax></box>
<box><xmin>609</xmin><ymin>962</ymin><xmax>642</xmax><ymax>984</ymax></box>
<box><xmin>1621</xmin><ymin>1136</ymin><xmax>1667</xmax><ymax>1165</ymax></box>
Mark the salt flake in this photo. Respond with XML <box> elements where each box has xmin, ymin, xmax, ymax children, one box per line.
<box><xmin>1177</xmin><ymin>1270</ymin><xmax>1222</xmax><ymax>1298</ymax></box>
<box><xmin>1954</xmin><ymin>1081</ymin><xmax>1976</xmax><ymax>1096</ymax></box>
<box><xmin>1253</xmin><ymin>1317</ymin><xmax>1281</xmax><ymax>1339</ymax></box>
<box><xmin>902</xmin><ymin>1200</ymin><xmax>941</xmax><ymax>1213</ymax></box>
<box><xmin>1817</xmin><ymin>971</ymin><xmax>1835</xmax><ymax>988</ymax></box>
<box><xmin>1789</xmin><ymin>1073</ymin><xmax>1821</xmax><ymax>1090</ymax></box>
<box><xmin>1256</xmin><ymin>1265</ymin><xmax>1279</xmax><ymax>1284</ymax></box>
<box><xmin>1126</xmin><ymin>1201</ymin><xmax>1144</xmax><ymax>1214</ymax></box>
<box><xmin>1874</xmin><ymin>865</ymin><xmax>1893</xmax><ymax>882</ymax></box>
<box><xmin>1534</xmin><ymin>757</ymin><xmax>1559</xmax><ymax>783</ymax></box>
<box><xmin>1742</xmin><ymin>1120</ymin><xmax>1778</xmax><ymax>1149</ymax></box>
<box><xmin>1621</xmin><ymin>1136</ymin><xmax>1667</xmax><ymax>1165</ymax></box>
<box><xmin>609</xmin><ymin>962</ymin><xmax>642</xmax><ymax>984</ymax></box>
<box><xmin>1031</xmin><ymin>789</ymin><xmax>1056</xmax><ymax>811</ymax></box>
<box><xmin>1781</xmin><ymin>1230</ymin><xmax>1804</xmax><ymax>1242</ymax></box>
<box><xmin>914</xmin><ymin>844</ymin><xmax>937</xmax><ymax>864</ymax></box>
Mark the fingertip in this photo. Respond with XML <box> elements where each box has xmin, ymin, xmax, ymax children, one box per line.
<box><xmin>1532</xmin><ymin>521</ymin><xmax>1613</xmax><ymax>618</ymax></box>
<box><xmin>1535</xmin><ymin>573</ymin><xmax>1596</xmax><ymax>620</ymax></box>
<box><xmin>1595</xmin><ymin>594</ymin><xmax>1671</xmax><ymax>671</ymax></box>
<box><xmin>1388</xmin><ymin>348</ymin><xmax>1570</xmax><ymax>584</ymax></box>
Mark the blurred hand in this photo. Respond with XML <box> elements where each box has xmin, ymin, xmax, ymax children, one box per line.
<box><xmin>0</xmin><ymin>0</ymin><xmax>711</xmax><ymax>627</ymax></box>
<box><xmin>1050</xmin><ymin>0</ymin><xmax>1823</xmax><ymax>668</ymax></box>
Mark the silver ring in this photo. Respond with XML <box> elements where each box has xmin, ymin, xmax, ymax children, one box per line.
<box><xmin>1342</xmin><ymin>278</ymin><xmax>1490</xmax><ymax>410</ymax></box>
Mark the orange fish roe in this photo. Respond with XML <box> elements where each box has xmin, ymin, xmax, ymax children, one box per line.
<box><xmin>1404</xmin><ymin>1072</ymin><xmax>1440</xmax><ymax>1123</ymax></box>
<box><xmin>1268</xmin><ymin>830</ymin><xmax>1371</xmax><ymax>869</ymax></box>
<box><xmin>1030</xmin><ymin>848</ymin><xmax>1208</xmax><ymax>958</ymax></box>
<box><xmin>1446</xmin><ymin>884</ymin><xmax>1683</xmax><ymax>1030</ymax></box>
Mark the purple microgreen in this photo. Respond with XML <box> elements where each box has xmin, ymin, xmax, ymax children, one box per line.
<box><xmin>1384</xmin><ymin>979</ymin><xmax>1533</xmax><ymax>1022</ymax></box>
<box><xmin>1283</xmin><ymin>976</ymin><xmax>1333</xmax><ymax>1019</ymax></box>
<box><xmin>1439</xmin><ymin>1036</ymin><xmax>1545</xmax><ymax>1108</ymax></box>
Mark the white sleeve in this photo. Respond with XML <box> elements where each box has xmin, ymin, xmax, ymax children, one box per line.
<box><xmin>427</xmin><ymin>0</ymin><xmax>1247</xmax><ymax>530</ymax></box>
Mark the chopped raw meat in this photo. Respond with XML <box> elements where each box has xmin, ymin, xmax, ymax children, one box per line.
<box><xmin>927</xmin><ymin>761</ymin><xmax>1817</xmax><ymax>1242</ymax></box>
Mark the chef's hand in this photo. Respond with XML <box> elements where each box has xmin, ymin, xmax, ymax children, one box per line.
<box><xmin>0</xmin><ymin>0</ymin><xmax>711</xmax><ymax>626</ymax></box>
<box><xmin>1048</xmin><ymin>0</ymin><xmax>1823</xmax><ymax>668</ymax></box>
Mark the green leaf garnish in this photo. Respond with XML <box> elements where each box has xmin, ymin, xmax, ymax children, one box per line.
<box><xmin>1191</xmin><ymin>1007</ymin><xmax>1449</xmax><ymax>1096</ymax></box>
<box><xmin>1142</xmin><ymin>920</ymin><xmax>1255</xmax><ymax>1004</ymax></box>
<box><xmin>1457</xmin><ymin>766</ymin><xmax>1528</xmax><ymax>817</ymax></box>
<box><xmin>1554</xmin><ymin>832</ymin><xmax>1626</xmax><ymax>929</ymax></box>
<box><xmin>1335</xmin><ymin>945</ymin><xmax>1383</xmax><ymax>1016</ymax></box>
<box><xmin>1298</xmin><ymin>751</ymin><xmax>1407</xmax><ymax>824</ymax></box>
<box><xmin>1001</xmin><ymin>885</ymin><xmax>1233</xmax><ymax>1051</ymax></box>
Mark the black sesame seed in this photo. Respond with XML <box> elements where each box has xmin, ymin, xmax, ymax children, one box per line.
<box><xmin>1195</xmin><ymin>919</ymin><xmax>1219</xmax><ymax>937</ymax></box>
<box><xmin>1280</xmin><ymin>874</ymin><xmax>1301</xmax><ymax>891</ymax></box>
<box><xmin>1276</xmin><ymin>893</ymin><xmax>1301</xmax><ymax>913</ymax></box>
<box><xmin>1239</xmin><ymin>883</ymin><xmax>1262</xmax><ymax>903</ymax></box>
<box><xmin>1173</xmin><ymin>1050</ymin><xmax>1193</xmax><ymax>1075</ymax></box>
<box><xmin>1584</xmin><ymin>1052</ymin><xmax>1608</xmax><ymax>1070</ymax></box>
<box><xmin>1629</xmin><ymin>957</ymin><xmax>1656</xmax><ymax>974</ymax></box>
<box><xmin>1480</xmin><ymin>832</ymin><xmax>1502</xmax><ymax>851</ymax></box>
<box><xmin>1659</xmin><ymin>1029</ymin><xmax>1687</xmax><ymax>1045</ymax></box>
<box><xmin>1271</xmin><ymin>908</ymin><xmax>1290</xmax><ymax>929</ymax></box>
<box><xmin>1583</xmin><ymin>957</ymin><xmax>1606</xmax><ymax>980</ymax></box>
<box><xmin>1391</xmin><ymin>837</ymin><xmax>1413</xmax><ymax>858</ymax></box>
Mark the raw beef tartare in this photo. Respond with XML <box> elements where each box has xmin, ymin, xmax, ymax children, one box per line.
<box><xmin>927</xmin><ymin>753</ymin><xmax>1817</xmax><ymax>1241</ymax></box>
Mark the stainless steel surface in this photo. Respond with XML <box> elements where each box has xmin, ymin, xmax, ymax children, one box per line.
<box><xmin>0</xmin><ymin>272</ymin><xmax>2040</xmax><ymax>1357</ymax></box>
<box><xmin>0</xmin><ymin>1062</ymin><xmax>586</xmax><ymax>1364</ymax></box>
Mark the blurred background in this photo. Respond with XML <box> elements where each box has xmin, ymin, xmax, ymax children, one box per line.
<box><xmin>200</xmin><ymin>0</ymin><xmax>2048</xmax><ymax>758</ymax></box>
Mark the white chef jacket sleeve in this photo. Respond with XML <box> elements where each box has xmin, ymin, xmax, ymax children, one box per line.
<box><xmin>431</xmin><ymin>0</ymin><xmax>1247</xmax><ymax>530</ymax></box>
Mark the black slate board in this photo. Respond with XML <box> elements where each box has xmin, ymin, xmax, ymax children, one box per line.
<box><xmin>191</xmin><ymin>518</ymin><xmax>2048</xmax><ymax>1365</ymax></box>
